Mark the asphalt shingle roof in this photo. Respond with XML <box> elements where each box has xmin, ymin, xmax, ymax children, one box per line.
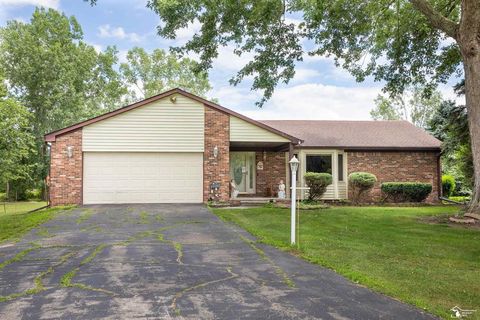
<box><xmin>261</xmin><ymin>120</ymin><xmax>441</xmax><ymax>150</ymax></box>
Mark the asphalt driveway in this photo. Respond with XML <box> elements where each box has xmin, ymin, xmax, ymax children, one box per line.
<box><xmin>0</xmin><ymin>204</ymin><xmax>436</xmax><ymax>319</ymax></box>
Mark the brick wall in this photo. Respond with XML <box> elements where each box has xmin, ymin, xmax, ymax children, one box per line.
<box><xmin>203</xmin><ymin>106</ymin><xmax>230</xmax><ymax>202</ymax></box>
<box><xmin>48</xmin><ymin>129</ymin><xmax>83</xmax><ymax>206</ymax></box>
<box><xmin>347</xmin><ymin>151</ymin><xmax>440</xmax><ymax>203</ymax></box>
<box><xmin>255</xmin><ymin>152</ymin><xmax>287</xmax><ymax>197</ymax></box>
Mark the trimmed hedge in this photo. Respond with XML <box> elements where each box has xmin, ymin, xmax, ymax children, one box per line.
<box><xmin>348</xmin><ymin>172</ymin><xmax>377</xmax><ymax>204</ymax></box>
<box><xmin>441</xmin><ymin>175</ymin><xmax>456</xmax><ymax>197</ymax></box>
<box><xmin>304</xmin><ymin>172</ymin><xmax>332</xmax><ymax>201</ymax></box>
<box><xmin>381</xmin><ymin>182</ymin><xmax>432</xmax><ymax>202</ymax></box>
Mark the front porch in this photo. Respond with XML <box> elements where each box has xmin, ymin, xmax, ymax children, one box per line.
<box><xmin>229</xmin><ymin>141</ymin><xmax>291</xmax><ymax>200</ymax></box>
<box><xmin>227</xmin><ymin>142</ymin><xmax>349</xmax><ymax>202</ymax></box>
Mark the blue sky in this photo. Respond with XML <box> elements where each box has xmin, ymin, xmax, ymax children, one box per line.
<box><xmin>0</xmin><ymin>0</ymin><xmax>464</xmax><ymax>120</ymax></box>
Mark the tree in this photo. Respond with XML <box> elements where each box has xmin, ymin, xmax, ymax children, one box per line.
<box><xmin>120</xmin><ymin>47</ymin><xmax>211</xmax><ymax>101</ymax></box>
<box><xmin>0</xmin><ymin>8</ymin><xmax>127</xmax><ymax>180</ymax></box>
<box><xmin>101</xmin><ymin>0</ymin><xmax>478</xmax><ymax>213</ymax></box>
<box><xmin>0</xmin><ymin>78</ymin><xmax>35</xmax><ymax>200</ymax></box>
<box><xmin>370</xmin><ymin>87</ymin><xmax>443</xmax><ymax>128</ymax></box>
<box><xmin>429</xmin><ymin>86</ymin><xmax>473</xmax><ymax>192</ymax></box>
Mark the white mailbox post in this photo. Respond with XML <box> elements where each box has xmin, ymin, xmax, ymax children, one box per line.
<box><xmin>289</xmin><ymin>156</ymin><xmax>299</xmax><ymax>245</ymax></box>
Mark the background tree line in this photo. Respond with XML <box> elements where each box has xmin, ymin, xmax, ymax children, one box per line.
<box><xmin>370</xmin><ymin>84</ymin><xmax>472</xmax><ymax>197</ymax></box>
<box><xmin>0</xmin><ymin>8</ymin><xmax>212</xmax><ymax>201</ymax></box>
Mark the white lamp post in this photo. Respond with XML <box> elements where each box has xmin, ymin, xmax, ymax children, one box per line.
<box><xmin>289</xmin><ymin>155</ymin><xmax>299</xmax><ymax>245</ymax></box>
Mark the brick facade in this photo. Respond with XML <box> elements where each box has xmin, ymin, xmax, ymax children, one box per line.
<box><xmin>347</xmin><ymin>151</ymin><xmax>440</xmax><ymax>203</ymax></box>
<box><xmin>48</xmin><ymin>129</ymin><xmax>83</xmax><ymax>206</ymax></box>
<box><xmin>203</xmin><ymin>106</ymin><xmax>230</xmax><ymax>202</ymax></box>
<box><xmin>255</xmin><ymin>152</ymin><xmax>287</xmax><ymax>197</ymax></box>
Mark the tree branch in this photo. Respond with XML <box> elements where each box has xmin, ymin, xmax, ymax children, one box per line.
<box><xmin>409</xmin><ymin>0</ymin><xmax>459</xmax><ymax>39</ymax></box>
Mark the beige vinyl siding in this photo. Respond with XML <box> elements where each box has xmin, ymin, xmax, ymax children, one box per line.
<box><xmin>230</xmin><ymin>116</ymin><xmax>289</xmax><ymax>142</ymax></box>
<box><xmin>337</xmin><ymin>181</ymin><xmax>347</xmax><ymax>199</ymax></box>
<box><xmin>83</xmin><ymin>95</ymin><xmax>204</xmax><ymax>152</ymax></box>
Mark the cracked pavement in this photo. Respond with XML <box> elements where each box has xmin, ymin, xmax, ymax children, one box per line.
<box><xmin>0</xmin><ymin>204</ymin><xmax>437</xmax><ymax>319</ymax></box>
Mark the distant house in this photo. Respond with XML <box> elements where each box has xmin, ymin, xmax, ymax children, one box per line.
<box><xmin>45</xmin><ymin>88</ymin><xmax>441</xmax><ymax>206</ymax></box>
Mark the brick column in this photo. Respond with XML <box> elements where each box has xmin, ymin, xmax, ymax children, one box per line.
<box><xmin>203</xmin><ymin>106</ymin><xmax>230</xmax><ymax>202</ymax></box>
<box><xmin>255</xmin><ymin>151</ymin><xmax>287</xmax><ymax>197</ymax></box>
<box><xmin>48</xmin><ymin>129</ymin><xmax>83</xmax><ymax>206</ymax></box>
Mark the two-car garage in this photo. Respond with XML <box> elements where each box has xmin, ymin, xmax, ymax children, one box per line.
<box><xmin>83</xmin><ymin>152</ymin><xmax>203</xmax><ymax>204</ymax></box>
<box><xmin>80</xmin><ymin>93</ymin><xmax>206</xmax><ymax>204</ymax></box>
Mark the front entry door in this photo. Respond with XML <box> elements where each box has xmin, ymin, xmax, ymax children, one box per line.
<box><xmin>230</xmin><ymin>152</ymin><xmax>255</xmax><ymax>194</ymax></box>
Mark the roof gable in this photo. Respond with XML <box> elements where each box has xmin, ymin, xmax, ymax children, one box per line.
<box><xmin>44</xmin><ymin>88</ymin><xmax>301</xmax><ymax>143</ymax></box>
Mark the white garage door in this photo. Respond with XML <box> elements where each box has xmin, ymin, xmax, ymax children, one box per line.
<box><xmin>83</xmin><ymin>152</ymin><xmax>203</xmax><ymax>204</ymax></box>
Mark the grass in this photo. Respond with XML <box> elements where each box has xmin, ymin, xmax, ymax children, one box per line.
<box><xmin>0</xmin><ymin>201</ymin><xmax>47</xmax><ymax>215</ymax></box>
<box><xmin>0</xmin><ymin>202</ymin><xmax>72</xmax><ymax>243</ymax></box>
<box><xmin>213</xmin><ymin>206</ymin><xmax>480</xmax><ymax>319</ymax></box>
<box><xmin>76</xmin><ymin>209</ymin><xmax>93</xmax><ymax>224</ymax></box>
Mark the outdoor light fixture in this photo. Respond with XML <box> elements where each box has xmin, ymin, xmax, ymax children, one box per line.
<box><xmin>289</xmin><ymin>155</ymin><xmax>299</xmax><ymax>174</ymax></box>
<box><xmin>67</xmin><ymin>146</ymin><xmax>74</xmax><ymax>158</ymax></box>
<box><xmin>289</xmin><ymin>155</ymin><xmax>300</xmax><ymax>245</ymax></box>
<box><xmin>213</xmin><ymin>146</ymin><xmax>219</xmax><ymax>159</ymax></box>
<box><xmin>170</xmin><ymin>96</ymin><xmax>177</xmax><ymax>103</ymax></box>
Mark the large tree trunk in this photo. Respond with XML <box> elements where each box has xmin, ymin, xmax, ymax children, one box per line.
<box><xmin>464</xmin><ymin>56</ymin><xmax>480</xmax><ymax>213</ymax></box>
<box><xmin>458</xmin><ymin>0</ymin><xmax>480</xmax><ymax>213</ymax></box>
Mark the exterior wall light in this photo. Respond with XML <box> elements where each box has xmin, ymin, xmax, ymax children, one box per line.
<box><xmin>67</xmin><ymin>146</ymin><xmax>74</xmax><ymax>158</ymax></box>
<box><xmin>213</xmin><ymin>146</ymin><xmax>219</xmax><ymax>159</ymax></box>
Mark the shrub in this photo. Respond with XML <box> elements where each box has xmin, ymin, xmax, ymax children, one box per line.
<box><xmin>304</xmin><ymin>172</ymin><xmax>332</xmax><ymax>201</ymax></box>
<box><xmin>381</xmin><ymin>182</ymin><xmax>432</xmax><ymax>202</ymax></box>
<box><xmin>25</xmin><ymin>189</ymin><xmax>42</xmax><ymax>200</ymax></box>
<box><xmin>0</xmin><ymin>193</ymin><xmax>6</xmax><ymax>202</ymax></box>
<box><xmin>441</xmin><ymin>175</ymin><xmax>456</xmax><ymax>197</ymax></box>
<box><xmin>348</xmin><ymin>172</ymin><xmax>377</xmax><ymax>204</ymax></box>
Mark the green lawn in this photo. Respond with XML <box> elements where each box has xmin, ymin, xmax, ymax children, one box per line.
<box><xmin>213</xmin><ymin>206</ymin><xmax>480</xmax><ymax>319</ymax></box>
<box><xmin>0</xmin><ymin>201</ymin><xmax>47</xmax><ymax>215</ymax></box>
<box><xmin>0</xmin><ymin>202</ymin><xmax>71</xmax><ymax>243</ymax></box>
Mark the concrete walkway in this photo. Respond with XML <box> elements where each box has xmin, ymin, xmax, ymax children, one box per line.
<box><xmin>0</xmin><ymin>204</ymin><xmax>436</xmax><ymax>319</ymax></box>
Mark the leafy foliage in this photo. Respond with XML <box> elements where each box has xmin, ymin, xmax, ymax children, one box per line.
<box><xmin>142</xmin><ymin>0</ymin><xmax>463</xmax><ymax>106</ymax></box>
<box><xmin>0</xmin><ymin>8</ymin><xmax>215</xmax><ymax>198</ymax></box>
<box><xmin>428</xmin><ymin>94</ymin><xmax>473</xmax><ymax>191</ymax></box>
<box><xmin>0</xmin><ymin>8</ymin><xmax>128</xmax><ymax>180</ymax></box>
<box><xmin>441</xmin><ymin>175</ymin><xmax>456</xmax><ymax>197</ymax></box>
<box><xmin>120</xmin><ymin>47</ymin><xmax>211</xmax><ymax>101</ymax></box>
<box><xmin>348</xmin><ymin>172</ymin><xmax>377</xmax><ymax>203</ymax></box>
<box><xmin>0</xmin><ymin>78</ymin><xmax>35</xmax><ymax>200</ymax></box>
<box><xmin>304</xmin><ymin>172</ymin><xmax>332</xmax><ymax>201</ymax></box>
<box><xmin>370</xmin><ymin>86</ymin><xmax>443</xmax><ymax>128</ymax></box>
<box><xmin>381</xmin><ymin>182</ymin><xmax>432</xmax><ymax>202</ymax></box>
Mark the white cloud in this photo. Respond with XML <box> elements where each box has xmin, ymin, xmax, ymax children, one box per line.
<box><xmin>214</xmin><ymin>83</ymin><xmax>381</xmax><ymax>121</ymax></box>
<box><xmin>118</xmin><ymin>49</ymin><xmax>129</xmax><ymax>63</ymax></box>
<box><xmin>209</xmin><ymin>85</ymin><xmax>260</xmax><ymax>109</ymax></box>
<box><xmin>212</xmin><ymin>45</ymin><xmax>255</xmax><ymax>72</ymax></box>
<box><xmin>89</xmin><ymin>43</ymin><xmax>103</xmax><ymax>53</ymax></box>
<box><xmin>98</xmin><ymin>24</ymin><xmax>142</xmax><ymax>43</ymax></box>
<box><xmin>174</xmin><ymin>20</ymin><xmax>201</xmax><ymax>42</ymax></box>
<box><xmin>292</xmin><ymin>68</ymin><xmax>321</xmax><ymax>83</ymax></box>
<box><xmin>0</xmin><ymin>0</ymin><xmax>59</xmax><ymax>7</ymax></box>
<box><xmin>438</xmin><ymin>84</ymin><xmax>466</xmax><ymax>105</ymax></box>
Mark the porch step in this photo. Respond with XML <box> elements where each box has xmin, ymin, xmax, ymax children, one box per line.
<box><xmin>231</xmin><ymin>197</ymin><xmax>290</xmax><ymax>207</ymax></box>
